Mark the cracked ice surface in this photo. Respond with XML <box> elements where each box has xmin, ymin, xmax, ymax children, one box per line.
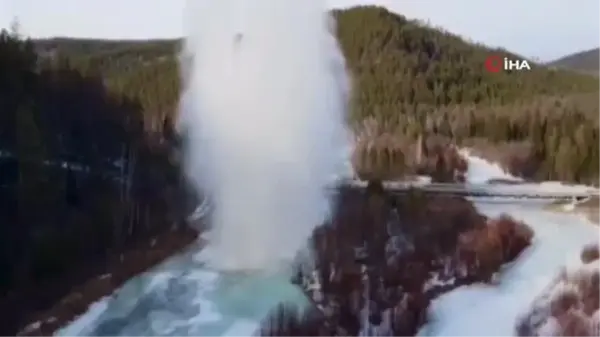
<box><xmin>56</xmin><ymin>242</ymin><xmax>309</xmax><ymax>336</ymax></box>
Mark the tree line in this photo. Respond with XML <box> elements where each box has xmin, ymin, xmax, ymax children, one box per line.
<box><xmin>0</xmin><ymin>29</ymin><xmax>190</xmax><ymax>333</ymax></box>
<box><xmin>35</xmin><ymin>6</ymin><xmax>599</xmax><ymax>184</ymax></box>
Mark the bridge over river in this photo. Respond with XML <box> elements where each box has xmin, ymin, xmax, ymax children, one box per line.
<box><xmin>333</xmin><ymin>179</ymin><xmax>600</xmax><ymax>202</ymax></box>
<box><xmin>188</xmin><ymin>179</ymin><xmax>599</xmax><ymax>222</ymax></box>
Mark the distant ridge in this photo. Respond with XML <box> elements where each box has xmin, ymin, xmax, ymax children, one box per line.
<box><xmin>30</xmin><ymin>6</ymin><xmax>598</xmax><ymax>105</ymax></box>
<box><xmin>548</xmin><ymin>48</ymin><xmax>599</xmax><ymax>74</ymax></box>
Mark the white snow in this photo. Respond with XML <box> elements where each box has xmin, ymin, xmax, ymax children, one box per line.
<box><xmin>55</xmin><ymin>297</ymin><xmax>110</xmax><ymax>336</ymax></box>
<box><xmin>460</xmin><ymin>148</ymin><xmax>599</xmax><ymax>195</ymax></box>
<box><xmin>417</xmin><ymin>149</ymin><xmax>599</xmax><ymax>336</ymax></box>
<box><xmin>21</xmin><ymin>321</ymin><xmax>42</xmax><ymax>335</ymax></box>
<box><xmin>459</xmin><ymin>148</ymin><xmax>523</xmax><ymax>184</ymax></box>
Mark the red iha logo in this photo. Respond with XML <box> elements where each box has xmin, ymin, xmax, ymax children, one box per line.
<box><xmin>485</xmin><ymin>55</ymin><xmax>531</xmax><ymax>73</ymax></box>
<box><xmin>484</xmin><ymin>55</ymin><xmax>503</xmax><ymax>73</ymax></box>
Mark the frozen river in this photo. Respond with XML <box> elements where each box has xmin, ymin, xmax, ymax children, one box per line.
<box><xmin>54</xmin><ymin>153</ymin><xmax>598</xmax><ymax>336</ymax></box>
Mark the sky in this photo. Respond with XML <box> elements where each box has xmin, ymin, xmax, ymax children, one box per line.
<box><xmin>1</xmin><ymin>0</ymin><xmax>598</xmax><ymax>61</ymax></box>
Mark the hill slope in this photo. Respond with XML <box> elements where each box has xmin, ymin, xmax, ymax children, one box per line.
<box><xmin>32</xmin><ymin>7</ymin><xmax>599</xmax><ymax>119</ymax></box>
<box><xmin>548</xmin><ymin>48</ymin><xmax>599</xmax><ymax>73</ymax></box>
<box><xmin>30</xmin><ymin>6</ymin><xmax>599</xmax><ymax>184</ymax></box>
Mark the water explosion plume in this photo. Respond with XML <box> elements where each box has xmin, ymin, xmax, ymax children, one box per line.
<box><xmin>178</xmin><ymin>0</ymin><xmax>350</xmax><ymax>270</ymax></box>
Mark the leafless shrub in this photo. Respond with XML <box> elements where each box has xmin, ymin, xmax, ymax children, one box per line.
<box><xmin>351</xmin><ymin>117</ymin><xmax>468</xmax><ymax>182</ymax></box>
<box><xmin>456</xmin><ymin>214</ymin><xmax>533</xmax><ymax>282</ymax></box>
<box><xmin>285</xmin><ymin>183</ymin><xmax>533</xmax><ymax>336</ymax></box>
<box><xmin>258</xmin><ymin>302</ymin><xmax>328</xmax><ymax>336</ymax></box>
<box><xmin>515</xmin><ymin>257</ymin><xmax>599</xmax><ymax>336</ymax></box>
<box><xmin>581</xmin><ymin>242</ymin><xmax>599</xmax><ymax>264</ymax></box>
<box><xmin>557</xmin><ymin>310</ymin><xmax>595</xmax><ymax>336</ymax></box>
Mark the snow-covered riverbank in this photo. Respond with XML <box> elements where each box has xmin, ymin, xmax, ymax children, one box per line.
<box><xmin>418</xmin><ymin>152</ymin><xmax>599</xmax><ymax>336</ymax></box>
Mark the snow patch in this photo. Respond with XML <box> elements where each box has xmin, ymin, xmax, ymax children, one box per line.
<box><xmin>55</xmin><ymin>297</ymin><xmax>110</xmax><ymax>336</ymax></box>
<box><xmin>417</xmin><ymin>152</ymin><xmax>599</xmax><ymax>336</ymax></box>
<box><xmin>459</xmin><ymin>148</ymin><xmax>522</xmax><ymax>184</ymax></box>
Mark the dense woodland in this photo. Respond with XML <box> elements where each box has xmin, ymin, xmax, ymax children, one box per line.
<box><xmin>0</xmin><ymin>29</ymin><xmax>190</xmax><ymax>333</ymax></box>
<box><xmin>1</xmin><ymin>5</ymin><xmax>599</xmax><ymax>334</ymax></box>
<box><xmin>33</xmin><ymin>6</ymin><xmax>600</xmax><ymax>184</ymax></box>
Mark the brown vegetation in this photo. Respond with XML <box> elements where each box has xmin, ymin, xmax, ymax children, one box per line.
<box><xmin>258</xmin><ymin>302</ymin><xmax>329</xmax><ymax>336</ymax></box>
<box><xmin>515</xmin><ymin>242</ymin><xmax>600</xmax><ymax>336</ymax></box>
<box><xmin>351</xmin><ymin>93</ymin><xmax>599</xmax><ymax>185</ymax></box>
<box><xmin>260</xmin><ymin>181</ymin><xmax>534</xmax><ymax>336</ymax></box>
<box><xmin>581</xmin><ymin>242</ymin><xmax>600</xmax><ymax>264</ymax></box>
<box><xmin>352</xmin><ymin>118</ymin><xmax>468</xmax><ymax>182</ymax></box>
<box><xmin>457</xmin><ymin>215</ymin><xmax>534</xmax><ymax>282</ymax></box>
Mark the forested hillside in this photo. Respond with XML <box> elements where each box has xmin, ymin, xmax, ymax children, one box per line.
<box><xmin>1</xmin><ymin>5</ymin><xmax>599</xmax><ymax>334</ymax></box>
<box><xmin>32</xmin><ymin>6</ymin><xmax>599</xmax><ymax>183</ymax></box>
<box><xmin>1</xmin><ymin>30</ymin><xmax>193</xmax><ymax>334</ymax></box>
